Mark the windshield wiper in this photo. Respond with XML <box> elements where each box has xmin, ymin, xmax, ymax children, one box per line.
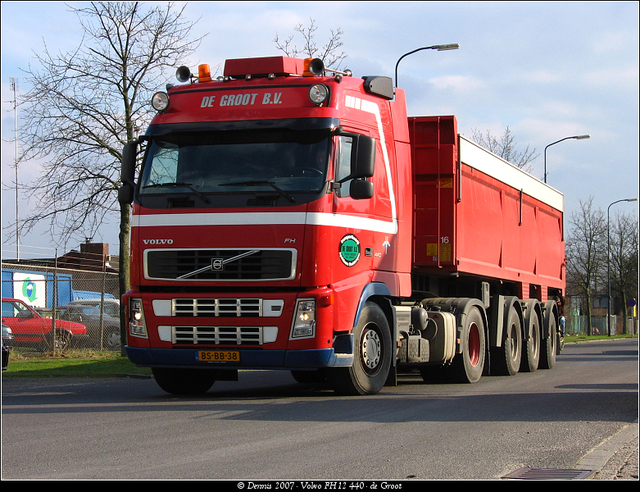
<box><xmin>142</xmin><ymin>182</ymin><xmax>210</xmax><ymax>203</ymax></box>
<box><xmin>219</xmin><ymin>180</ymin><xmax>296</xmax><ymax>203</ymax></box>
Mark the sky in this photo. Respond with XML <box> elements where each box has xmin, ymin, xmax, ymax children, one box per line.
<box><xmin>1</xmin><ymin>1</ymin><xmax>638</xmax><ymax>258</ymax></box>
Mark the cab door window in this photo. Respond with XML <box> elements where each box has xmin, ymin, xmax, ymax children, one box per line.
<box><xmin>335</xmin><ymin>135</ymin><xmax>353</xmax><ymax>197</ymax></box>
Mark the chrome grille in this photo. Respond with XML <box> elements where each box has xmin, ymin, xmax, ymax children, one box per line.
<box><xmin>173</xmin><ymin>326</ymin><xmax>262</xmax><ymax>345</ymax></box>
<box><xmin>174</xmin><ymin>298</ymin><xmax>261</xmax><ymax>317</ymax></box>
<box><xmin>145</xmin><ymin>248</ymin><xmax>296</xmax><ymax>281</ymax></box>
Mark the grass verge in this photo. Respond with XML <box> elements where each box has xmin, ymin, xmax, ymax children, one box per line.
<box><xmin>564</xmin><ymin>334</ymin><xmax>637</xmax><ymax>343</ymax></box>
<box><xmin>3</xmin><ymin>350</ymin><xmax>152</xmax><ymax>378</ymax></box>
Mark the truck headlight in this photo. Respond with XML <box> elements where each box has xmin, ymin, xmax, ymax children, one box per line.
<box><xmin>308</xmin><ymin>84</ymin><xmax>329</xmax><ymax>106</ymax></box>
<box><xmin>151</xmin><ymin>92</ymin><xmax>170</xmax><ymax>112</ymax></box>
<box><xmin>291</xmin><ymin>299</ymin><xmax>316</xmax><ymax>339</ymax></box>
<box><xmin>129</xmin><ymin>298</ymin><xmax>148</xmax><ymax>338</ymax></box>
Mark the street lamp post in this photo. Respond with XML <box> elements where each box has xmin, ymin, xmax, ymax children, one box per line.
<box><xmin>394</xmin><ymin>44</ymin><xmax>460</xmax><ymax>88</ymax></box>
<box><xmin>543</xmin><ymin>135</ymin><xmax>590</xmax><ymax>183</ymax></box>
<box><xmin>607</xmin><ymin>198</ymin><xmax>638</xmax><ymax>336</ymax></box>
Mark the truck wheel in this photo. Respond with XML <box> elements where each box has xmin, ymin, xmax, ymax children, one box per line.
<box><xmin>492</xmin><ymin>303</ymin><xmax>522</xmax><ymax>376</ymax></box>
<box><xmin>540</xmin><ymin>304</ymin><xmax>557</xmax><ymax>369</ymax></box>
<box><xmin>152</xmin><ymin>368</ymin><xmax>216</xmax><ymax>395</ymax></box>
<box><xmin>327</xmin><ymin>302</ymin><xmax>392</xmax><ymax>395</ymax></box>
<box><xmin>448</xmin><ymin>306</ymin><xmax>485</xmax><ymax>383</ymax></box>
<box><xmin>520</xmin><ymin>302</ymin><xmax>541</xmax><ymax>372</ymax></box>
<box><xmin>291</xmin><ymin>369</ymin><xmax>326</xmax><ymax>384</ymax></box>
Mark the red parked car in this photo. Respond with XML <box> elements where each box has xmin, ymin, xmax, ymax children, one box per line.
<box><xmin>1</xmin><ymin>298</ymin><xmax>87</xmax><ymax>352</ymax></box>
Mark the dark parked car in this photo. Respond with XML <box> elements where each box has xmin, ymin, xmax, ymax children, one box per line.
<box><xmin>2</xmin><ymin>323</ymin><xmax>12</xmax><ymax>370</ymax></box>
<box><xmin>2</xmin><ymin>298</ymin><xmax>87</xmax><ymax>353</ymax></box>
<box><xmin>59</xmin><ymin>299</ymin><xmax>121</xmax><ymax>350</ymax></box>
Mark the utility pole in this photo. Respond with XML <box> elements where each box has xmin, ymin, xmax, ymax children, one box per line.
<box><xmin>10</xmin><ymin>77</ymin><xmax>19</xmax><ymax>259</ymax></box>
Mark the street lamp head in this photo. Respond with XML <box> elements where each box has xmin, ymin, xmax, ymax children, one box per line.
<box><xmin>434</xmin><ymin>43</ymin><xmax>460</xmax><ymax>51</ymax></box>
<box><xmin>395</xmin><ymin>43</ymin><xmax>460</xmax><ymax>87</ymax></box>
<box><xmin>543</xmin><ymin>133</ymin><xmax>592</xmax><ymax>183</ymax></box>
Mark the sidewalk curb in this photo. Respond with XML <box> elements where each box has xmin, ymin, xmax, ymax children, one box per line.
<box><xmin>576</xmin><ymin>420</ymin><xmax>638</xmax><ymax>476</ymax></box>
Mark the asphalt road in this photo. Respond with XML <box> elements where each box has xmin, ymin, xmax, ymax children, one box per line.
<box><xmin>2</xmin><ymin>338</ymin><xmax>637</xmax><ymax>481</ymax></box>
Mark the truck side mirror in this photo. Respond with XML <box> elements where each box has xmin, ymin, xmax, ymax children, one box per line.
<box><xmin>118</xmin><ymin>142</ymin><xmax>138</xmax><ymax>204</ymax></box>
<box><xmin>350</xmin><ymin>179</ymin><xmax>374</xmax><ymax>199</ymax></box>
<box><xmin>118</xmin><ymin>184</ymin><xmax>134</xmax><ymax>205</ymax></box>
<box><xmin>334</xmin><ymin>133</ymin><xmax>375</xmax><ymax>199</ymax></box>
<box><xmin>351</xmin><ymin>135</ymin><xmax>375</xmax><ymax>179</ymax></box>
<box><xmin>349</xmin><ymin>135</ymin><xmax>375</xmax><ymax>199</ymax></box>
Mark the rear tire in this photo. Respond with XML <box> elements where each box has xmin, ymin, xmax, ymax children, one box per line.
<box><xmin>447</xmin><ymin>306</ymin><xmax>485</xmax><ymax>383</ymax></box>
<box><xmin>327</xmin><ymin>302</ymin><xmax>392</xmax><ymax>395</ymax></box>
<box><xmin>520</xmin><ymin>301</ymin><xmax>541</xmax><ymax>372</ymax></box>
<box><xmin>492</xmin><ymin>302</ymin><xmax>522</xmax><ymax>376</ymax></box>
<box><xmin>152</xmin><ymin>368</ymin><xmax>216</xmax><ymax>395</ymax></box>
<box><xmin>540</xmin><ymin>303</ymin><xmax>558</xmax><ymax>369</ymax></box>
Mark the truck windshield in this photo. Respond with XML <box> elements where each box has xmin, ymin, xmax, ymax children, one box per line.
<box><xmin>138</xmin><ymin>128</ymin><xmax>330</xmax><ymax>207</ymax></box>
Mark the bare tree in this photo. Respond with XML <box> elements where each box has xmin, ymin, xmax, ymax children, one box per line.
<box><xmin>12</xmin><ymin>2</ymin><xmax>203</xmax><ymax>300</ymax></box>
<box><xmin>565</xmin><ymin>197</ymin><xmax>607</xmax><ymax>335</ymax></box>
<box><xmin>274</xmin><ymin>18</ymin><xmax>347</xmax><ymax>69</ymax></box>
<box><xmin>11</xmin><ymin>2</ymin><xmax>203</xmax><ymax>351</ymax></box>
<box><xmin>470</xmin><ymin>126</ymin><xmax>538</xmax><ymax>173</ymax></box>
<box><xmin>609</xmin><ymin>212</ymin><xmax>639</xmax><ymax>334</ymax></box>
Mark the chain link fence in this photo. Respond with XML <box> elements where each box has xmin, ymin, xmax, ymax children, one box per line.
<box><xmin>2</xmin><ymin>259</ymin><xmax>121</xmax><ymax>355</ymax></box>
<box><xmin>565</xmin><ymin>315</ymin><xmax>637</xmax><ymax>336</ymax></box>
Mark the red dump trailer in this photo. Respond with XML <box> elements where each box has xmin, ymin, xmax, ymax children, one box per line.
<box><xmin>410</xmin><ymin>115</ymin><xmax>564</xmax><ymax>295</ymax></box>
<box><xmin>120</xmin><ymin>56</ymin><xmax>565</xmax><ymax>395</ymax></box>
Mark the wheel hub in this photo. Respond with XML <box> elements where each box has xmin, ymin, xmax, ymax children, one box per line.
<box><xmin>361</xmin><ymin>328</ymin><xmax>381</xmax><ymax>370</ymax></box>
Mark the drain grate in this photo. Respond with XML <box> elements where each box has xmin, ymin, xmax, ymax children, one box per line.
<box><xmin>503</xmin><ymin>467</ymin><xmax>595</xmax><ymax>480</ymax></box>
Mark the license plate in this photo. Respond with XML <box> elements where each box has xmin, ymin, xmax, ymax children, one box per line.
<box><xmin>196</xmin><ymin>350</ymin><xmax>240</xmax><ymax>362</ymax></box>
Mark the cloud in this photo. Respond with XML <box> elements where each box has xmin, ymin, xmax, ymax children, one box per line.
<box><xmin>427</xmin><ymin>75</ymin><xmax>485</xmax><ymax>94</ymax></box>
<box><xmin>525</xmin><ymin>71</ymin><xmax>564</xmax><ymax>83</ymax></box>
<box><xmin>583</xmin><ymin>67</ymin><xmax>639</xmax><ymax>90</ymax></box>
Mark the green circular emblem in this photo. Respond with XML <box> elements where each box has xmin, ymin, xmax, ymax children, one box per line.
<box><xmin>339</xmin><ymin>234</ymin><xmax>361</xmax><ymax>267</ymax></box>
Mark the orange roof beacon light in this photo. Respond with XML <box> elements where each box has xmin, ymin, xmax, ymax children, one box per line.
<box><xmin>198</xmin><ymin>64</ymin><xmax>212</xmax><ymax>83</ymax></box>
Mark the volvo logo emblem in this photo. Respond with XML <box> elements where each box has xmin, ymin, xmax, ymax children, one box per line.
<box><xmin>177</xmin><ymin>250</ymin><xmax>260</xmax><ymax>279</ymax></box>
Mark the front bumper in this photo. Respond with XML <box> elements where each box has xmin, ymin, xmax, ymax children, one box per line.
<box><xmin>126</xmin><ymin>345</ymin><xmax>353</xmax><ymax>370</ymax></box>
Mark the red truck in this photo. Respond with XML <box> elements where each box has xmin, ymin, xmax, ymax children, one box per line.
<box><xmin>2</xmin><ymin>298</ymin><xmax>87</xmax><ymax>352</ymax></box>
<box><xmin>119</xmin><ymin>56</ymin><xmax>565</xmax><ymax>395</ymax></box>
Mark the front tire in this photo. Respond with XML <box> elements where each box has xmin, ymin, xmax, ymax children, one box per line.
<box><xmin>327</xmin><ymin>302</ymin><xmax>392</xmax><ymax>395</ymax></box>
<box><xmin>152</xmin><ymin>368</ymin><xmax>216</xmax><ymax>395</ymax></box>
<box><xmin>291</xmin><ymin>369</ymin><xmax>326</xmax><ymax>384</ymax></box>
